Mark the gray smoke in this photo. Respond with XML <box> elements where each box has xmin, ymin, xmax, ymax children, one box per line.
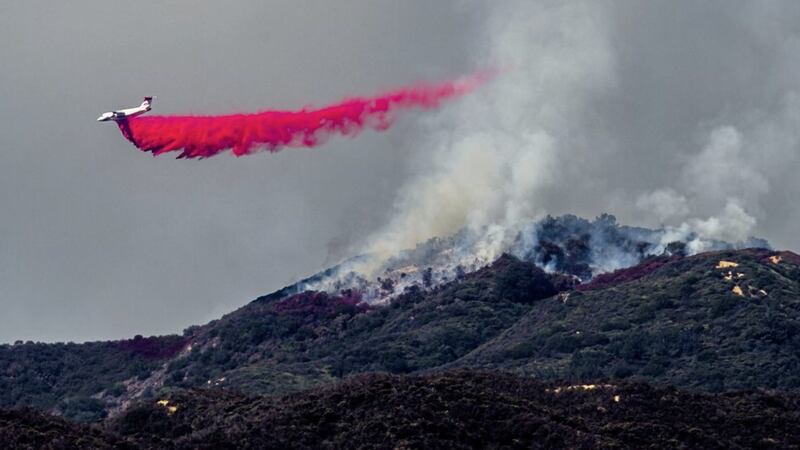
<box><xmin>362</xmin><ymin>0</ymin><xmax>615</xmax><ymax>267</ymax></box>
<box><xmin>301</xmin><ymin>214</ymin><xmax>767</xmax><ymax>303</ymax></box>
<box><xmin>362</xmin><ymin>0</ymin><xmax>800</xmax><ymax>271</ymax></box>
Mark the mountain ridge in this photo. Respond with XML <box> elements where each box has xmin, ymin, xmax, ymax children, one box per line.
<box><xmin>0</xmin><ymin>215</ymin><xmax>795</xmax><ymax>425</ymax></box>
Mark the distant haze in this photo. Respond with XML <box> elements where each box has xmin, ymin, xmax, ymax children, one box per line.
<box><xmin>1</xmin><ymin>1</ymin><xmax>799</xmax><ymax>343</ymax></box>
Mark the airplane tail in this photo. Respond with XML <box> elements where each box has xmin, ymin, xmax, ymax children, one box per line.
<box><xmin>142</xmin><ymin>96</ymin><xmax>155</xmax><ymax>107</ymax></box>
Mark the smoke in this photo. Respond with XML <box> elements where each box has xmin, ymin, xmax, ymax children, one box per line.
<box><xmin>639</xmin><ymin>103</ymin><xmax>800</xmax><ymax>245</ymax></box>
<box><xmin>358</xmin><ymin>0</ymin><xmax>800</xmax><ymax>271</ymax></box>
<box><xmin>635</xmin><ymin>189</ymin><xmax>689</xmax><ymax>224</ymax></box>
<box><xmin>636</xmin><ymin>126</ymin><xmax>768</xmax><ymax>244</ymax></box>
<box><xmin>116</xmin><ymin>71</ymin><xmax>493</xmax><ymax>158</ymax></box>
<box><xmin>362</xmin><ymin>1</ymin><xmax>615</xmax><ymax>266</ymax></box>
<box><xmin>300</xmin><ymin>213</ymin><xmax>768</xmax><ymax>304</ymax></box>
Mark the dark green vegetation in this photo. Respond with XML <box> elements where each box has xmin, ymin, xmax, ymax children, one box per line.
<box><xmin>0</xmin><ymin>335</ymin><xmax>185</xmax><ymax>421</ymax></box>
<box><xmin>459</xmin><ymin>249</ymin><xmax>800</xmax><ymax>391</ymax></box>
<box><xmin>161</xmin><ymin>255</ymin><xmax>562</xmax><ymax>396</ymax></box>
<box><xmin>0</xmin><ymin>407</ymin><xmax>134</xmax><ymax>450</ymax></box>
<box><xmin>166</xmin><ymin>248</ymin><xmax>800</xmax><ymax>396</ymax></box>
<box><xmin>458</xmin><ymin>250</ymin><xmax>800</xmax><ymax>392</ymax></box>
<box><xmin>4</xmin><ymin>370</ymin><xmax>799</xmax><ymax>449</ymax></box>
<box><xmin>2</xmin><ymin>248</ymin><xmax>800</xmax><ymax>425</ymax></box>
<box><xmin>112</xmin><ymin>370</ymin><xmax>800</xmax><ymax>449</ymax></box>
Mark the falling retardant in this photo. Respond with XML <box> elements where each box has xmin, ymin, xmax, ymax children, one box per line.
<box><xmin>116</xmin><ymin>71</ymin><xmax>494</xmax><ymax>159</ymax></box>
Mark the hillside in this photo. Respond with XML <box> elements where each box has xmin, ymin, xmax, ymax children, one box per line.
<box><xmin>110</xmin><ymin>370</ymin><xmax>800</xmax><ymax>449</ymax></box>
<box><xmin>0</xmin><ymin>407</ymin><xmax>132</xmax><ymax>449</ymax></box>
<box><xmin>157</xmin><ymin>255</ymin><xmax>567</xmax><ymax>395</ymax></box>
<box><xmin>0</xmin><ymin>336</ymin><xmax>186</xmax><ymax>421</ymax></box>
<box><xmin>161</xmin><ymin>248</ymin><xmax>800</xmax><ymax>396</ymax></box>
<box><xmin>0</xmin><ymin>371</ymin><xmax>800</xmax><ymax>450</ymax></box>
<box><xmin>455</xmin><ymin>248</ymin><xmax>800</xmax><ymax>391</ymax></box>
<box><xmin>4</xmin><ymin>370</ymin><xmax>799</xmax><ymax>449</ymax></box>
<box><xmin>2</xmin><ymin>246</ymin><xmax>800</xmax><ymax>421</ymax></box>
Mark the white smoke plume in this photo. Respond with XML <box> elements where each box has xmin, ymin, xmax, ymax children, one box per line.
<box><xmin>635</xmin><ymin>189</ymin><xmax>689</xmax><ymax>225</ymax></box>
<box><xmin>360</xmin><ymin>0</ymin><xmax>800</xmax><ymax>271</ymax></box>
<box><xmin>363</xmin><ymin>0</ymin><xmax>616</xmax><ymax>267</ymax></box>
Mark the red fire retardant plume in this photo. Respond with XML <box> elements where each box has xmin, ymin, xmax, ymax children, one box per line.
<box><xmin>117</xmin><ymin>71</ymin><xmax>494</xmax><ymax>159</ymax></box>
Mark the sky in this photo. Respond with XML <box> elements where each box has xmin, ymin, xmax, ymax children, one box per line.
<box><xmin>1</xmin><ymin>1</ymin><xmax>799</xmax><ymax>343</ymax></box>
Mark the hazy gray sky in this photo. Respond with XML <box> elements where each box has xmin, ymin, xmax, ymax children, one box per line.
<box><xmin>2</xmin><ymin>1</ymin><xmax>799</xmax><ymax>343</ymax></box>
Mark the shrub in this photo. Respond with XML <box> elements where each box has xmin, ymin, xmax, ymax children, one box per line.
<box><xmin>59</xmin><ymin>396</ymin><xmax>107</xmax><ymax>422</ymax></box>
<box><xmin>494</xmin><ymin>257</ymin><xmax>558</xmax><ymax>303</ymax></box>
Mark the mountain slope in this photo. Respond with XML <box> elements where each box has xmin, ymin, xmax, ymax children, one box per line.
<box><xmin>160</xmin><ymin>256</ymin><xmax>566</xmax><ymax>394</ymax></box>
<box><xmin>163</xmin><ymin>248</ymin><xmax>800</xmax><ymax>396</ymax></box>
<box><xmin>110</xmin><ymin>370</ymin><xmax>800</xmax><ymax>449</ymax></box>
<box><xmin>454</xmin><ymin>249</ymin><xmax>800</xmax><ymax>391</ymax></box>
<box><xmin>3</xmin><ymin>246</ymin><xmax>799</xmax><ymax>421</ymax></box>
<box><xmin>6</xmin><ymin>370</ymin><xmax>799</xmax><ymax>448</ymax></box>
<box><xmin>0</xmin><ymin>336</ymin><xmax>186</xmax><ymax>421</ymax></box>
<box><xmin>0</xmin><ymin>407</ymin><xmax>133</xmax><ymax>449</ymax></box>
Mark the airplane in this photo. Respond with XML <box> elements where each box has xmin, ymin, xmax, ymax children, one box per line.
<box><xmin>97</xmin><ymin>96</ymin><xmax>155</xmax><ymax>122</ymax></box>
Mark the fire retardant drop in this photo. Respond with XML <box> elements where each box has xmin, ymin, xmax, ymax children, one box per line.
<box><xmin>117</xmin><ymin>71</ymin><xmax>494</xmax><ymax>159</ymax></box>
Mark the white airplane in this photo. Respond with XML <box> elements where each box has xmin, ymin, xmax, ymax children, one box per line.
<box><xmin>97</xmin><ymin>96</ymin><xmax>155</xmax><ymax>122</ymax></box>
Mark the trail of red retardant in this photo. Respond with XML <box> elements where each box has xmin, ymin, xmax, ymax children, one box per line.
<box><xmin>118</xmin><ymin>71</ymin><xmax>494</xmax><ymax>159</ymax></box>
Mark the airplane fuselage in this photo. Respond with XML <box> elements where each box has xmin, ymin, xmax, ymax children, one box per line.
<box><xmin>97</xmin><ymin>97</ymin><xmax>154</xmax><ymax>122</ymax></box>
